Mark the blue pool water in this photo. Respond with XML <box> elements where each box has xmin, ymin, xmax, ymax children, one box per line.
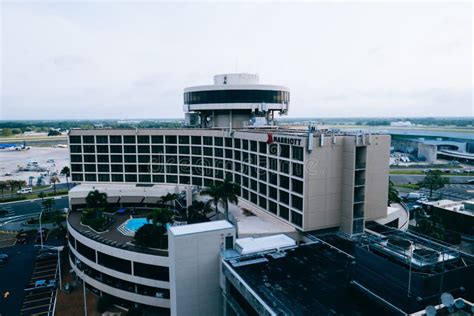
<box><xmin>124</xmin><ymin>218</ymin><xmax>150</xmax><ymax>232</ymax></box>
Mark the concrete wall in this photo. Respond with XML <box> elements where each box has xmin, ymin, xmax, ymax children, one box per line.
<box><xmin>169</xmin><ymin>222</ymin><xmax>235</xmax><ymax>316</ymax></box>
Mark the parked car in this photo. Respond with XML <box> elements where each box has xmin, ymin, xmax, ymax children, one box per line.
<box><xmin>17</xmin><ymin>233</ymin><xmax>28</xmax><ymax>245</ymax></box>
<box><xmin>17</xmin><ymin>187</ymin><xmax>33</xmax><ymax>194</ymax></box>
<box><xmin>34</xmin><ymin>279</ymin><xmax>56</xmax><ymax>289</ymax></box>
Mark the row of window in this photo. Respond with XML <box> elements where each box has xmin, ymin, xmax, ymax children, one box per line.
<box><xmin>183</xmin><ymin>89</ymin><xmax>290</xmax><ymax>104</ymax></box>
<box><xmin>69</xmin><ymin>136</ymin><xmax>304</xmax><ymax>161</ymax></box>
<box><xmin>72</xmin><ymin>238</ymin><xmax>169</xmax><ymax>281</ymax></box>
<box><xmin>70</xmin><ymin>251</ymin><xmax>170</xmax><ymax>299</ymax></box>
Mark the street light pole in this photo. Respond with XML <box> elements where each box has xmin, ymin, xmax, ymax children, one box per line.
<box><xmin>39</xmin><ymin>209</ymin><xmax>44</xmax><ymax>250</ymax></box>
<box><xmin>82</xmin><ymin>270</ymin><xmax>88</xmax><ymax>316</ymax></box>
<box><xmin>407</xmin><ymin>241</ymin><xmax>413</xmax><ymax>297</ymax></box>
<box><xmin>57</xmin><ymin>248</ymin><xmax>62</xmax><ymax>290</ymax></box>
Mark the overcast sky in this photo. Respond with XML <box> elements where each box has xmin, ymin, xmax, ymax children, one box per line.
<box><xmin>1</xmin><ymin>1</ymin><xmax>472</xmax><ymax>120</ymax></box>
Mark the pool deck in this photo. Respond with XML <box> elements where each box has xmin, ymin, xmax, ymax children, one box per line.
<box><xmin>67</xmin><ymin>210</ymin><xmax>168</xmax><ymax>256</ymax></box>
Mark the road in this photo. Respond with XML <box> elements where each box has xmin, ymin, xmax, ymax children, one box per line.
<box><xmin>4</xmin><ymin>183</ymin><xmax>70</xmax><ymax>200</ymax></box>
<box><xmin>390</xmin><ymin>174</ymin><xmax>472</xmax><ymax>185</ymax></box>
<box><xmin>0</xmin><ymin>197</ymin><xmax>69</xmax><ymax>229</ymax></box>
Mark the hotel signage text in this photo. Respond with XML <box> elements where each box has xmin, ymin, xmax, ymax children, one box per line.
<box><xmin>267</xmin><ymin>133</ymin><xmax>302</xmax><ymax>146</ymax></box>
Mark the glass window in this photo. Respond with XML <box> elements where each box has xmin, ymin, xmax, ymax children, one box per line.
<box><xmin>97</xmin><ymin>145</ymin><xmax>108</xmax><ymax>153</ymax></box>
<box><xmin>112</xmin><ymin>174</ymin><xmax>123</xmax><ymax>182</ymax></box>
<box><xmin>269</xmin><ymin>186</ymin><xmax>278</xmax><ymax>200</ymax></box>
<box><xmin>214</xmin><ymin>137</ymin><xmax>223</xmax><ymax>146</ymax></box>
<box><xmin>179</xmin><ymin>146</ymin><xmax>189</xmax><ymax>155</ymax></box>
<box><xmin>138</xmin><ymin>165</ymin><xmax>150</xmax><ymax>173</ymax></box>
<box><xmin>110</xmin><ymin>135</ymin><xmax>122</xmax><ymax>143</ymax></box>
<box><xmin>83</xmin><ymin>145</ymin><xmax>95</xmax><ymax>153</ymax></box>
<box><xmin>70</xmin><ymin>145</ymin><xmax>82</xmax><ymax>153</ymax></box>
<box><xmin>138</xmin><ymin>145</ymin><xmax>150</xmax><ymax>153</ymax></box>
<box><xmin>178</xmin><ymin>136</ymin><xmax>189</xmax><ymax>144</ymax></box>
<box><xmin>125</xmin><ymin>165</ymin><xmax>137</xmax><ymax>173</ymax></box>
<box><xmin>125</xmin><ymin>174</ymin><xmax>137</xmax><ymax>182</ymax></box>
<box><xmin>191</xmin><ymin>146</ymin><xmax>202</xmax><ymax>155</ymax></box>
<box><xmin>138</xmin><ymin>135</ymin><xmax>150</xmax><ymax>144</ymax></box>
<box><xmin>292</xmin><ymin>179</ymin><xmax>303</xmax><ymax>194</ymax></box>
<box><xmin>83</xmin><ymin>136</ymin><xmax>94</xmax><ymax>144</ymax></box>
<box><xmin>269</xmin><ymin>144</ymin><xmax>278</xmax><ymax>156</ymax></box>
<box><xmin>165</xmin><ymin>135</ymin><xmax>177</xmax><ymax>144</ymax></box>
<box><xmin>250</xmin><ymin>141</ymin><xmax>257</xmax><ymax>152</ymax></box>
<box><xmin>124</xmin><ymin>145</ymin><xmax>136</xmax><ymax>153</ymax></box>
<box><xmin>280</xmin><ymin>175</ymin><xmax>289</xmax><ymax>189</ymax></box>
<box><xmin>292</xmin><ymin>146</ymin><xmax>303</xmax><ymax>161</ymax></box>
<box><xmin>110</xmin><ymin>145</ymin><xmax>122</xmax><ymax>153</ymax></box>
<box><xmin>166</xmin><ymin>165</ymin><xmax>178</xmax><ymax>174</ymax></box>
<box><xmin>134</xmin><ymin>262</ymin><xmax>169</xmax><ymax>281</ymax></box>
<box><xmin>84</xmin><ymin>155</ymin><xmax>95</xmax><ymax>163</ymax></box>
<box><xmin>95</xmin><ymin>135</ymin><xmax>108</xmax><ymax>144</ymax></box>
<box><xmin>123</xmin><ymin>136</ymin><xmax>135</xmax><ymax>144</ymax></box>
<box><xmin>152</xmin><ymin>145</ymin><xmax>164</xmax><ymax>153</ymax></box>
<box><xmin>280</xmin><ymin>190</ymin><xmax>289</xmax><ymax>204</ymax></box>
<box><xmin>76</xmin><ymin>240</ymin><xmax>96</xmax><ymax>262</ymax></box>
<box><xmin>84</xmin><ymin>164</ymin><xmax>96</xmax><ymax>172</ymax></box>
<box><xmin>234</xmin><ymin>139</ymin><xmax>241</xmax><ymax>148</ymax></box>
<box><xmin>166</xmin><ymin>175</ymin><xmax>177</xmax><ymax>183</ymax></box>
<box><xmin>124</xmin><ymin>155</ymin><xmax>136</xmax><ymax>163</ymax></box>
<box><xmin>71</xmin><ymin>164</ymin><xmax>83</xmax><ymax>172</ymax></box>
<box><xmin>292</xmin><ymin>163</ymin><xmax>304</xmax><ymax>178</ymax></box>
<box><xmin>98</xmin><ymin>174</ymin><xmax>110</xmax><ymax>182</ymax></box>
<box><xmin>111</xmin><ymin>155</ymin><xmax>123</xmax><ymax>163</ymax></box>
<box><xmin>203</xmin><ymin>147</ymin><xmax>212</xmax><ymax>156</ymax></box>
<box><xmin>98</xmin><ymin>164</ymin><xmax>109</xmax><ymax>172</ymax></box>
<box><xmin>279</xmin><ymin>206</ymin><xmax>289</xmax><ymax>220</ymax></box>
<box><xmin>269</xmin><ymin>200</ymin><xmax>277</xmax><ymax>214</ymax></box>
<box><xmin>291</xmin><ymin>211</ymin><xmax>302</xmax><ymax>227</ymax></box>
<box><xmin>280</xmin><ymin>144</ymin><xmax>290</xmax><ymax>158</ymax></box>
<box><xmin>139</xmin><ymin>174</ymin><xmax>151</xmax><ymax>183</ymax></box>
<box><xmin>280</xmin><ymin>160</ymin><xmax>290</xmax><ymax>174</ymax></box>
<box><xmin>259</xmin><ymin>142</ymin><xmax>267</xmax><ymax>154</ymax></box>
<box><xmin>153</xmin><ymin>174</ymin><xmax>165</xmax><ymax>183</ymax></box>
<box><xmin>138</xmin><ymin>155</ymin><xmax>150</xmax><ymax>163</ymax></box>
<box><xmin>111</xmin><ymin>164</ymin><xmax>123</xmax><ymax>172</ymax></box>
<box><xmin>269</xmin><ymin>172</ymin><xmax>278</xmax><ymax>185</ymax></box>
<box><xmin>203</xmin><ymin>136</ymin><xmax>212</xmax><ymax>146</ymax></box>
<box><xmin>72</xmin><ymin>174</ymin><xmax>83</xmax><ymax>181</ymax></box>
<box><xmin>98</xmin><ymin>252</ymin><xmax>131</xmax><ymax>274</ymax></box>
<box><xmin>71</xmin><ymin>155</ymin><xmax>82</xmax><ymax>162</ymax></box>
<box><xmin>225</xmin><ymin>138</ymin><xmax>232</xmax><ymax>147</ymax></box>
<box><xmin>269</xmin><ymin>158</ymin><xmax>278</xmax><ymax>171</ymax></box>
<box><xmin>151</xmin><ymin>135</ymin><xmax>163</xmax><ymax>143</ymax></box>
<box><xmin>291</xmin><ymin>195</ymin><xmax>303</xmax><ymax>211</ymax></box>
<box><xmin>259</xmin><ymin>196</ymin><xmax>267</xmax><ymax>208</ymax></box>
<box><xmin>191</xmin><ymin>136</ymin><xmax>201</xmax><ymax>145</ymax></box>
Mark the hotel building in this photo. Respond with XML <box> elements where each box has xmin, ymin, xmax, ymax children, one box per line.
<box><xmin>66</xmin><ymin>74</ymin><xmax>391</xmax><ymax>315</ymax></box>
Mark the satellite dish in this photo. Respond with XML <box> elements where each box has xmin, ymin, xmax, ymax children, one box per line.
<box><xmin>424</xmin><ymin>305</ymin><xmax>436</xmax><ymax>316</ymax></box>
<box><xmin>441</xmin><ymin>292</ymin><xmax>454</xmax><ymax>307</ymax></box>
<box><xmin>454</xmin><ymin>299</ymin><xmax>464</xmax><ymax>309</ymax></box>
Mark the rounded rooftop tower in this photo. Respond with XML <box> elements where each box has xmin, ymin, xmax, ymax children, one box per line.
<box><xmin>183</xmin><ymin>73</ymin><xmax>290</xmax><ymax>129</ymax></box>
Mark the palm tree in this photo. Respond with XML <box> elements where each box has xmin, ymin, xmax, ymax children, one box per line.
<box><xmin>388</xmin><ymin>180</ymin><xmax>401</xmax><ymax>206</ymax></box>
<box><xmin>42</xmin><ymin>198</ymin><xmax>56</xmax><ymax>215</ymax></box>
<box><xmin>147</xmin><ymin>208</ymin><xmax>173</xmax><ymax>230</ymax></box>
<box><xmin>200</xmin><ymin>181</ymin><xmax>222</xmax><ymax>219</ymax></box>
<box><xmin>220</xmin><ymin>177</ymin><xmax>240</xmax><ymax>222</ymax></box>
<box><xmin>0</xmin><ymin>181</ymin><xmax>7</xmax><ymax>199</ymax></box>
<box><xmin>186</xmin><ymin>200</ymin><xmax>212</xmax><ymax>223</ymax></box>
<box><xmin>86</xmin><ymin>190</ymin><xmax>108</xmax><ymax>212</ymax></box>
<box><xmin>50</xmin><ymin>176</ymin><xmax>60</xmax><ymax>195</ymax></box>
<box><xmin>6</xmin><ymin>180</ymin><xmax>17</xmax><ymax>198</ymax></box>
<box><xmin>159</xmin><ymin>193</ymin><xmax>177</xmax><ymax>209</ymax></box>
<box><xmin>60</xmin><ymin>166</ymin><xmax>71</xmax><ymax>190</ymax></box>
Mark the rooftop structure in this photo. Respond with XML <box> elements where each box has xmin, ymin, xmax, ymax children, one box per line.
<box><xmin>183</xmin><ymin>73</ymin><xmax>290</xmax><ymax>128</ymax></box>
<box><xmin>234</xmin><ymin>234</ymin><xmax>296</xmax><ymax>255</ymax></box>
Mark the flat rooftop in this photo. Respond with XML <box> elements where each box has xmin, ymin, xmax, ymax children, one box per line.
<box><xmin>224</xmin><ymin>242</ymin><xmax>392</xmax><ymax>315</ymax></box>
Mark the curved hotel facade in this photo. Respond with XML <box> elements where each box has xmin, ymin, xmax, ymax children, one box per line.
<box><xmin>66</xmin><ymin>74</ymin><xmax>390</xmax><ymax>315</ymax></box>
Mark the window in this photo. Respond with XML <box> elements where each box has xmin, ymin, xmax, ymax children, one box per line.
<box><xmin>279</xmin><ymin>206</ymin><xmax>289</xmax><ymax>220</ymax></box>
<box><xmin>153</xmin><ymin>174</ymin><xmax>164</xmax><ymax>183</ymax></box>
<box><xmin>178</xmin><ymin>136</ymin><xmax>189</xmax><ymax>144</ymax></box>
<box><xmin>259</xmin><ymin>142</ymin><xmax>267</xmax><ymax>154</ymax></box>
<box><xmin>203</xmin><ymin>136</ymin><xmax>212</xmax><ymax>146</ymax></box>
<box><xmin>214</xmin><ymin>137</ymin><xmax>223</xmax><ymax>146</ymax></box>
<box><xmin>151</xmin><ymin>135</ymin><xmax>163</xmax><ymax>143</ymax></box>
<box><xmin>280</xmin><ymin>190</ymin><xmax>289</xmax><ymax>204</ymax></box>
<box><xmin>96</xmin><ymin>136</ymin><xmax>108</xmax><ymax>144</ymax></box>
<box><xmin>280</xmin><ymin>161</ymin><xmax>290</xmax><ymax>174</ymax></box>
<box><xmin>83</xmin><ymin>145</ymin><xmax>95</xmax><ymax>153</ymax></box>
<box><xmin>234</xmin><ymin>139</ymin><xmax>241</xmax><ymax>148</ymax></box>
<box><xmin>166</xmin><ymin>165</ymin><xmax>177</xmax><ymax>174</ymax></box>
<box><xmin>98</xmin><ymin>174</ymin><xmax>110</xmax><ymax>181</ymax></box>
<box><xmin>125</xmin><ymin>174</ymin><xmax>137</xmax><ymax>182</ymax></box>
<box><xmin>269</xmin><ymin>200</ymin><xmax>277</xmax><ymax>214</ymax></box>
<box><xmin>138</xmin><ymin>145</ymin><xmax>150</xmax><ymax>153</ymax></box>
<box><xmin>259</xmin><ymin>196</ymin><xmax>267</xmax><ymax>208</ymax></box>
<box><xmin>292</xmin><ymin>163</ymin><xmax>304</xmax><ymax>178</ymax></box>
<box><xmin>123</xmin><ymin>136</ymin><xmax>135</xmax><ymax>144</ymax></box>
<box><xmin>139</xmin><ymin>174</ymin><xmax>151</xmax><ymax>183</ymax></box>
<box><xmin>125</xmin><ymin>165</ymin><xmax>137</xmax><ymax>173</ymax></box>
<box><xmin>111</xmin><ymin>164</ymin><xmax>123</xmax><ymax>172</ymax></box>
<box><xmin>124</xmin><ymin>145</ymin><xmax>136</xmax><ymax>154</ymax></box>
<box><xmin>134</xmin><ymin>262</ymin><xmax>169</xmax><ymax>281</ymax></box>
<box><xmin>166</xmin><ymin>175</ymin><xmax>177</xmax><ymax>183</ymax></box>
<box><xmin>85</xmin><ymin>173</ymin><xmax>97</xmax><ymax>181</ymax></box>
<box><xmin>72</xmin><ymin>174</ymin><xmax>83</xmax><ymax>181</ymax></box>
<box><xmin>111</xmin><ymin>155</ymin><xmax>123</xmax><ymax>162</ymax></box>
<box><xmin>110</xmin><ymin>145</ymin><xmax>122</xmax><ymax>153</ymax></box>
<box><xmin>269</xmin><ymin>172</ymin><xmax>278</xmax><ymax>185</ymax></box>
<box><xmin>292</xmin><ymin>146</ymin><xmax>303</xmax><ymax>161</ymax></box>
<box><xmin>291</xmin><ymin>195</ymin><xmax>303</xmax><ymax>211</ymax></box>
<box><xmin>191</xmin><ymin>136</ymin><xmax>201</xmax><ymax>145</ymax></box>
<box><xmin>191</xmin><ymin>146</ymin><xmax>201</xmax><ymax>155</ymax></box>
<box><xmin>291</xmin><ymin>211</ymin><xmax>303</xmax><ymax>227</ymax></box>
<box><xmin>110</xmin><ymin>135</ymin><xmax>122</xmax><ymax>143</ymax></box>
<box><xmin>83</xmin><ymin>136</ymin><xmax>94</xmax><ymax>144</ymax></box>
<box><xmin>292</xmin><ymin>179</ymin><xmax>303</xmax><ymax>194</ymax></box>
<box><xmin>184</xmin><ymin>89</ymin><xmax>289</xmax><ymax>105</ymax></box>
<box><xmin>138</xmin><ymin>165</ymin><xmax>150</xmax><ymax>173</ymax></box>
<box><xmin>152</xmin><ymin>145</ymin><xmax>164</xmax><ymax>153</ymax></box>
<box><xmin>179</xmin><ymin>146</ymin><xmax>189</xmax><ymax>155</ymax></box>
<box><xmin>124</xmin><ymin>155</ymin><xmax>136</xmax><ymax>163</ymax></box>
<box><xmin>165</xmin><ymin>135</ymin><xmax>177</xmax><ymax>144</ymax></box>
<box><xmin>71</xmin><ymin>164</ymin><xmax>83</xmax><ymax>172</ymax></box>
<box><xmin>269</xmin><ymin>186</ymin><xmax>278</xmax><ymax>200</ymax></box>
<box><xmin>84</xmin><ymin>173</ymin><xmax>96</xmax><ymax>181</ymax></box>
<box><xmin>214</xmin><ymin>148</ymin><xmax>223</xmax><ymax>157</ymax></box>
<box><xmin>76</xmin><ymin>240</ymin><xmax>96</xmax><ymax>262</ymax></box>
<box><xmin>250</xmin><ymin>141</ymin><xmax>257</xmax><ymax>152</ymax></box>
<box><xmin>138</xmin><ymin>155</ymin><xmax>150</xmax><ymax>163</ymax></box>
<box><xmin>84</xmin><ymin>155</ymin><xmax>95</xmax><ymax>163</ymax></box>
<box><xmin>242</xmin><ymin>139</ymin><xmax>249</xmax><ymax>150</ymax></box>
<box><xmin>225</xmin><ymin>138</ymin><xmax>232</xmax><ymax>147</ymax></box>
<box><xmin>269</xmin><ymin>144</ymin><xmax>278</xmax><ymax>156</ymax></box>
<box><xmin>280</xmin><ymin>144</ymin><xmax>290</xmax><ymax>158</ymax></box>
<box><xmin>84</xmin><ymin>164</ymin><xmax>96</xmax><ymax>172</ymax></box>
<box><xmin>98</xmin><ymin>252</ymin><xmax>131</xmax><ymax>274</ymax></box>
<box><xmin>138</xmin><ymin>135</ymin><xmax>150</xmax><ymax>143</ymax></box>
<box><xmin>97</xmin><ymin>146</ymin><xmax>108</xmax><ymax>153</ymax></box>
<box><xmin>269</xmin><ymin>158</ymin><xmax>278</xmax><ymax>171</ymax></box>
<box><xmin>98</xmin><ymin>164</ymin><xmax>109</xmax><ymax>172</ymax></box>
<box><xmin>112</xmin><ymin>174</ymin><xmax>123</xmax><ymax>182</ymax></box>
<box><xmin>225</xmin><ymin>236</ymin><xmax>233</xmax><ymax>250</ymax></box>
<box><xmin>166</xmin><ymin>146</ymin><xmax>177</xmax><ymax>154</ymax></box>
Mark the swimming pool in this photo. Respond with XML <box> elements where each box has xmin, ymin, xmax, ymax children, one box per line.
<box><xmin>118</xmin><ymin>217</ymin><xmax>150</xmax><ymax>236</ymax></box>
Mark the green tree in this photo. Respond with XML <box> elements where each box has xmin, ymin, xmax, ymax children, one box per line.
<box><xmin>147</xmin><ymin>208</ymin><xmax>173</xmax><ymax>230</ymax></box>
<box><xmin>419</xmin><ymin>170</ymin><xmax>449</xmax><ymax>197</ymax></box>
<box><xmin>60</xmin><ymin>166</ymin><xmax>71</xmax><ymax>190</ymax></box>
<box><xmin>2</xmin><ymin>128</ymin><xmax>12</xmax><ymax>137</ymax></box>
<box><xmin>200</xmin><ymin>181</ymin><xmax>222</xmax><ymax>219</ymax></box>
<box><xmin>186</xmin><ymin>200</ymin><xmax>212</xmax><ymax>223</ymax></box>
<box><xmin>6</xmin><ymin>180</ymin><xmax>17</xmax><ymax>197</ymax></box>
<box><xmin>200</xmin><ymin>177</ymin><xmax>240</xmax><ymax>222</ymax></box>
<box><xmin>38</xmin><ymin>191</ymin><xmax>46</xmax><ymax>201</ymax></box>
<box><xmin>16</xmin><ymin>180</ymin><xmax>27</xmax><ymax>192</ymax></box>
<box><xmin>134</xmin><ymin>224</ymin><xmax>165</xmax><ymax>248</ymax></box>
<box><xmin>388</xmin><ymin>180</ymin><xmax>401</xmax><ymax>205</ymax></box>
<box><xmin>48</xmin><ymin>129</ymin><xmax>61</xmax><ymax>136</ymax></box>
<box><xmin>85</xmin><ymin>190</ymin><xmax>108</xmax><ymax>212</ymax></box>
<box><xmin>0</xmin><ymin>181</ymin><xmax>7</xmax><ymax>199</ymax></box>
<box><xmin>42</xmin><ymin>198</ymin><xmax>56</xmax><ymax>214</ymax></box>
<box><xmin>50</xmin><ymin>176</ymin><xmax>60</xmax><ymax>195</ymax></box>
<box><xmin>159</xmin><ymin>193</ymin><xmax>177</xmax><ymax>209</ymax></box>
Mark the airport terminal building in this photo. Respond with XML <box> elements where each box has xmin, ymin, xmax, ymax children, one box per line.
<box><xmin>66</xmin><ymin>74</ymin><xmax>391</xmax><ymax>315</ymax></box>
